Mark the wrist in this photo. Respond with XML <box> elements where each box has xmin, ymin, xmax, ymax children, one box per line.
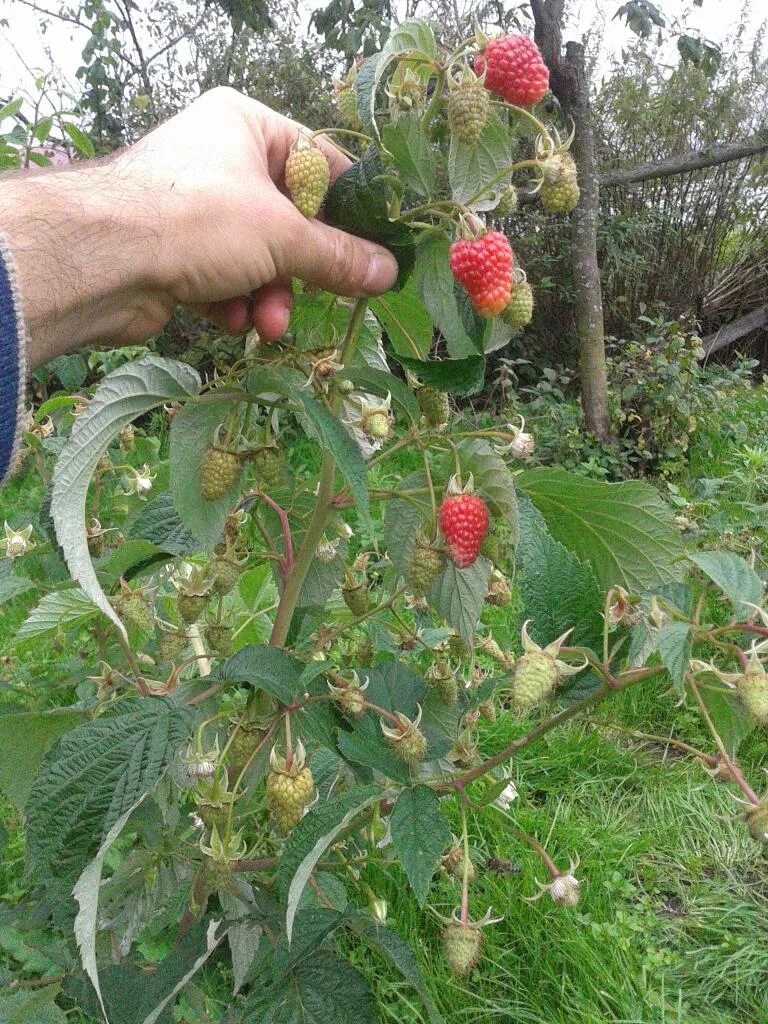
<box><xmin>0</xmin><ymin>162</ymin><xmax>169</xmax><ymax>369</ymax></box>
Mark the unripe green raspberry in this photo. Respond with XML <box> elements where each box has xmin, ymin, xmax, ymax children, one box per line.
<box><xmin>266</xmin><ymin>765</ymin><xmax>315</xmax><ymax>832</ymax></box>
<box><xmin>736</xmin><ymin>673</ymin><xmax>768</xmax><ymax>725</ymax></box>
<box><xmin>116</xmin><ymin>594</ymin><xmax>152</xmax><ymax>633</ymax></box>
<box><xmin>540</xmin><ymin>178</ymin><xmax>580</xmax><ymax>213</ymax></box>
<box><xmin>158</xmin><ymin>630</ymin><xmax>188</xmax><ymax>662</ymax></box>
<box><xmin>337</xmin><ymin>87</ymin><xmax>360</xmax><ymax>128</ymax></box>
<box><xmin>383</xmin><ymin>711</ymin><xmax>428</xmax><ymax>768</ymax></box>
<box><xmin>355</xmin><ymin>636</ymin><xmax>374</xmax><ymax>665</ymax></box>
<box><xmin>363</xmin><ymin>411</ymin><xmax>392</xmax><ymax>440</ymax></box>
<box><xmin>251</xmin><ymin>446</ymin><xmax>287</xmax><ymax>489</ymax></box>
<box><xmin>478</xmin><ymin>699</ymin><xmax>496</xmax><ymax>723</ymax></box>
<box><xmin>426</xmin><ymin>661</ymin><xmax>459</xmax><ymax>705</ymax></box>
<box><xmin>443</xmin><ymin>922</ymin><xmax>482</xmax><ymax>976</ymax></box>
<box><xmin>200</xmin><ymin>447</ymin><xmax>240</xmax><ymax>501</ymax></box>
<box><xmin>486</xmin><ymin>571</ymin><xmax>512</xmax><ymax>606</ymax></box>
<box><xmin>417</xmin><ymin>386</ymin><xmax>450</xmax><ymax>429</ymax></box>
<box><xmin>285</xmin><ymin>143</ymin><xmax>330</xmax><ymax>219</ymax></box>
<box><xmin>197</xmin><ymin>803</ymin><xmax>230</xmax><ymax>835</ymax></box>
<box><xmin>448</xmin><ymin>78</ymin><xmax>490</xmax><ymax>145</ymax></box>
<box><xmin>494</xmin><ymin>184</ymin><xmax>518</xmax><ymax>217</ymax></box>
<box><xmin>502</xmin><ymin>281</ymin><xmax>534</xmax><ymax>328</ymax></box>
<box><xmin>177</xmin><ymin>592</ymin><xmax>208</xmax><ymax>625</ymax></box>
<box><xmin>335</xmin><ymin>685</ymin><xmax>367</xmax><ymax>717</ymax></box>
<box><xmin>208</xmin><ymin>557</ymin><xmax>242</xmax><ymax>597</ymax></box>
<box><xmin>204</xmin><ymin>622</ymin><xmax>233</xmax><ymax>659</ymax></box>
<box><xmin>342</xmin><ymin>582</ymin><xmax>369</xmax><ymax>617</ymax></box>
<box><xmin>447</xmin><ymin>632</ymin><xmax>469</xmax><ymax>660</ymax></box>
<box><xmin>408</xmin><ymin>540</ymin><xmax>446</xmax><ymax>595</ymax></box>
<box><xmin>480</xmin><ymin>531</ymin><xmax>501</xmax><ymax>564</ymax></box>
<box><xmin>744</xmin><ymin>804</ymin><xmax>768</xmax><ymax>843</ymax></box>
<box><xmin>512</xmin><ymin>651</ymin><xmax>560</xmax><ymax>709</ymax></box>
<box><xmin>226</xmin><ymin>723</ymin><xmax>266</xmax><ymax>773</ymax></box>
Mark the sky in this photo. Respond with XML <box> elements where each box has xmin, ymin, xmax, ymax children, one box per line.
<box><xmin>0</xmin><ymin>0</ymin><xmax>764</xmax><ymax>105</ymax></box>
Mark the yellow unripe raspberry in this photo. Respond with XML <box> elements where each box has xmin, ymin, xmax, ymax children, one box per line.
<box><xmin>285</xmin><ymin>142</ymin><xmax>330</xmax><ymax>219</ymax></box>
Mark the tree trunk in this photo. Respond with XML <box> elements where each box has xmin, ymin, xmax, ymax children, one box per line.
<box><xmin>532</xmin><ymin>2</ymin><xmax>612</xmax><ymax>440</ymax></box>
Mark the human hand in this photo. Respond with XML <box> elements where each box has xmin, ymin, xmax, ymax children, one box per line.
<box><xmin>0</xmin><ymin>88</ymin><xmax>399</xmax><ymax>368</ymax></box>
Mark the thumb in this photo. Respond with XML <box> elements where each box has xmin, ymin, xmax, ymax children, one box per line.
<box><xmin>277</xmin><ymin>209</ymin><xmax>399</xmax><ymax>297</ymax></box>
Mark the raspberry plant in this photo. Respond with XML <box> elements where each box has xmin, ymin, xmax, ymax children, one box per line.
<box><xmin>3</xmin><ymin>21</ymin><xmax>768</xmax><ymax>1024</ymax></box>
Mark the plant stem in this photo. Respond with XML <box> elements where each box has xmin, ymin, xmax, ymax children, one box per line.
<box><xmin>688</xmin><ymin>675</ymin><xmax>759</xmax><ymax>803</ymax></box>
<box><xmin>268</xmin><ymin>299</ymin><xmax>368</xmax><ymax>648</ymax></box>
<box><xmin>459</xmin><ymin>801</ymin><xmax>470</xmax><ymax>924</ymax></box>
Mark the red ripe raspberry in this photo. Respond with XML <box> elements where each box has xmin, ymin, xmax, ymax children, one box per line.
<box><xmin>475</xmin><ymin>35</ymin><xmax>549</xmax><ymax>107</ymax></box>
<box><xmin>449</xmin><ymin>231</ymin><xmax>514</xmax><ymax>318</ymax></box>
<box><xmin>439</xmin><ymin>492</ymin><xmax>490</xmax><ymax>569</ymax></box>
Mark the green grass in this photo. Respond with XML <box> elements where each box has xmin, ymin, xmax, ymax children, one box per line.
<box><xmin>2</xmin><ymin>386</ymin><xmax>768</xmax><ymax>1023</ymax></box>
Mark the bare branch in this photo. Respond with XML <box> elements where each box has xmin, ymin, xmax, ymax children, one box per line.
<box><xmin>600</xmin><ymin>135</ymin><xmax>768</xmax><ymax>187</ymax></box>
<box><xmin>702</xmin><ymin>303</ymin><xmax>768</xmax><ymax>357</ymax></box>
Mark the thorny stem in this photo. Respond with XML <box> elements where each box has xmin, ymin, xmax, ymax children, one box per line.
<box><xmin>255</xmin><ymin>490</ymin><xmax>294</xmax><ymax>580</ymax></box>
<box><xmin>459</xmin><ymin>800</ymin><xmax>470</xmax><ymax>925</ymax></box>
<box><xmin>688</xmin><ymin>675</ymin><xmax>760</xmax><ymax>804</ymax></box>
<box><xmin>495</xmin><ymin>101</ymin><xmax>553</xmax><ymax>143</ymax></box>
<box><xmin>579</xmin><ymin>717</ymin><xmax>718</xmax><ymax>767</ymax></box>
<box><xmin>602</xmin><ymin>587</ymin><xmax>615</xmax><ymax>668</ymax></box>
<box><xmin>502</xmin><ymin>819</ymin><xmax>559</xmax><ymax>878</ymax></box>
<box><xmin>117</xmin><ymin>632</ymin><xmax>149</xmax><ymax>695</ymax></box>
<box><xmin>465</xmin><ymin>158</ymin><xmax>542</xmax><ymax>207</ymax></box>
<box><xmin>310</xmin><ymin>127</ymin><xmax>373</xmax><ymax>146</ymax></box>
<box><xmin>284</xmin><ymin>712</ymin><xmax>293</xmax><ymax>769</ymax></box>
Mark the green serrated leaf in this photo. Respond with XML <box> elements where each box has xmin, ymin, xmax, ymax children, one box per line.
<box><xmin>0</xmin><ymin>986</ymin><xmax>67</xmax><ymax>1023</ymax></box>
<box><xmin>518</xmin><ymin>494</ymin><xmax>603</xmax><ymax>652</ymax></box>
<box><xmin>52</xmin><ymin>356</ymin><xmax>200</xmax><ymax>641</ymax></box>
<box><xmin>339</xmin><ymin>366</ymin><xmax>419</xmax><ymax>424</ymax></box>
<box><xmin>390</xmin><ymin>786</ymin><xmax>451</xmax><ymax>903</ymax></box>
<box><xmin>519</xmin><ymin>468</ymin><xmax>685</xmax><ymax>592</ymax></box>
<box><xmin>691</xmin><ymin>679</ymin><xmax>751</xmax><ymax>757</ymax></box>
<box><xmin>382</xmin><ymin>111</ymin><xmax>437</xmax><ymax>196</ymax></box>
<box><xmin>127</xmin><ymin>493</ymin><xmax>199</xmax><ymax>555</ymax></box>
<box><xmin>0</xmin><ymin>97</ymin><xmax>23</xmax><ymax>120</ymax></box>
<box><xmin>393</xmin><ymin>353</ymin><xmax>487</xmax><ymax>396</ymax></box>
<box><xmin>688</xmin><ymin>551</ymin><xmax>764</xmax><ymax>617</ymax></box>
<box><xmin>448</xmin><ymin>111</ymin><xmax>512</xmax><ymax>212</ymax></box>
<box><xmin>384</xmin><ymin>469</ymin><xmax>427</xmax><ymax>577</ymax></box>
<box><xmin>337</xmin><ymin>715</ymin><xmax>412</xmax><ymax>784</ymax></box>
<box><xmin>428</xmin><ymin>557</ymin><xmax>492</xmax><ymax>648</ymax></box>
<box><xmin>369</xmin><ymin>278</ymin><xmax>433</xmax><ymax>360</ymax></box>
<box><xmin>242</xmin><ymin>949</ymin><xmax>376</xmax><ymax>1024</ymax></box>
<box><xmin>456</xmin><ymin>438</ymin><xmax>518</xmax><ymax>541</ymax></box>
<box><xmin>170</xmin><ymin>395</ymin><xmax>244</xmax><ymax>551</ymax></box>
<box><xmin>0</xmin><ymin>572</ymin><xmax>34</xmax><ymax>605</ymax></box>
<box><xmin>0</xmin><ymin>706</ymin><xmax>87</xmax><ymax>810</ymax></box>
<box><xmin>15</xmin><ymin>587</ymin><xmax>99</xmax><ymax>647</ymax></box>
<box><xmin>279</xmin><ymin>786</ymin><xmax>381</xmax><ymax>940</ymax></box>
<box><xmin>655</xmin><ymin>621</ymin><xmax>692</xmax><ymax>691</ymax></box>
<box><xmin>347</xmin><ymin>915</ymin><xmax>445</xmax><ymax>1024</ymax></box>
<box><xmin>293</xmin><ymin>391</ymin><xmax>371</xmax><ymax>528</ymax></box>
<box><xmin>62</xmin><ymin>120</ymin><xmax>95</xmax><ymax>156</ymax></box>
<box><xmin>212</xmin><ymin>644</ymin><xmax>303</xmax><ymax>703</ymax></box>
<box><xmin>324</xmin><ymin>148</ymin><xmax>415</xmax><ymax>286</ymax></box>
<box><xmin>413</xmin><ymin>234</ymin><xmax>485</xmax><ymax>358</ymax></box>
<box><xmin>26</xmin><ymin>697</ymin><xmax>190</xmax><ymax>884</ymax></box>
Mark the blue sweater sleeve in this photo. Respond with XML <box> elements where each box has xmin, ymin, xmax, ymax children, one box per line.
<box><xmin>0</xmin><ymin>233</ymin><xmax>28</xmax><ymax>485</ymax></box>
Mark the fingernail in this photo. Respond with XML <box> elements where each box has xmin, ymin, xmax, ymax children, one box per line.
<box><xmin>361</xmin><ymin>250</ymin><xmax>398</xmax><ymax>295</ymax></box>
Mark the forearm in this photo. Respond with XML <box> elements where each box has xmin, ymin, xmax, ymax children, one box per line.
<box><xmin>0</xmin><ymin>162</ymin><xmax>168</xmax><ymax>370</ymax></box>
